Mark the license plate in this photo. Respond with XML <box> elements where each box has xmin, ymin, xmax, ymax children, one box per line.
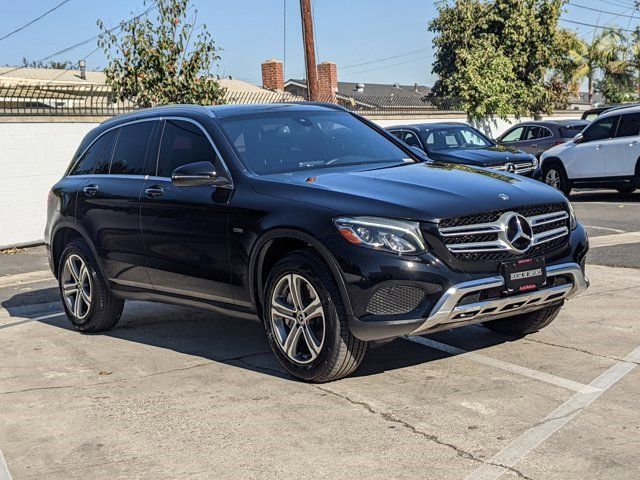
<box><xmin>501</xmin><ymin>257</ymin><xmax>546</xmax><ymax>293</ymax></box>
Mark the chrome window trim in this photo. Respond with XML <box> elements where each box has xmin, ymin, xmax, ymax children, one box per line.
<box><xmin>66</xmin><ymin>115</ymin><xmax>234</xmax><ymax>188</ymax></box>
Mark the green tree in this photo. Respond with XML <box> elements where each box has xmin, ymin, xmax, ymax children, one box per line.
<box><xmin>97</xmin><ymin>0</ymin><xmax>225</xmax><ymax>108</ymax></box>
<box><xmin>596</xmin><ymin>29</ymin><xmax>639</xmax><ymax>104</ymax></box>
<box><xmin>21</xmin><ymin>58</ymin><xmax>72</xmax><ymax>69</ymax></box>
<box><xmin>429</xmin><ymin>0</ymin><xmax>569</xmax><ymax>120</ymax></box>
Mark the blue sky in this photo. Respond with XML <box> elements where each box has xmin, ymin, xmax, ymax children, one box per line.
<box><xmin>1</xmin><ymin>0</ymin><xmax>639</xmax><ymax>88</ymax></box>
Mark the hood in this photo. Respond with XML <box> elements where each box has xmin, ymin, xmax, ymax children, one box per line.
<box><xmin>429</xmin><ymin>145</ymin><xmax>533</xmax><ymax>166</ymax></box>
<box><xmin>252</xmin><ymin>162</ymin><xmax>567</xmax><ymax>223</ymax></box>
<box><xmin>541</xmin><ymin>141</ymin><xmax>574</xmax><ymax>159</ymax></box>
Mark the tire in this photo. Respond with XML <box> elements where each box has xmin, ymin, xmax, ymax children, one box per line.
<box><xmin>542</xmin><ymin>164</ymin><xmax>571</xmax><ymax>196</ymax></box>
<box><xmin>58</xmin><ymin>239</ymin><xmax>124</xmax><ymax>333</ymax></box>
<box><xmin>617</xmin><ymin>187</ymin><xmax>636</xmax><ymax>194</ymax></box>
<box><xmin>482</xmin><ymin>304</ymin><xmax>561</xmax><ymax>336</ymax></box>
<box><xmin>262</xmin><ymin>249</ymin><xmax>368</xmax><ymax>382</ymax></box>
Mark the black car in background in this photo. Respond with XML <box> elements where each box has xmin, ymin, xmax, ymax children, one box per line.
<box><xmin>46</xmin><ymin>104</ymin><xmax>589</xmax><ymax>382</ymax></box>
<box><xmin>496</xmin><ymin>120</ymin><xmax>589</xmax><ymax>158</ymax></box>
<box><xmin>581</xmin><ymin>103</ymin><xmax>640</xmax><ymax>121</ymax></box>
<box><xmin>387</xmin><ymin>123</ymin><xmax>540</xmax><ymax>177</ymax></box>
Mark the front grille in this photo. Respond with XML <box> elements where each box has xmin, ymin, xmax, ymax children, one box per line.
<box><xmin>366</xmin><ymin>286</ymin><xmax>425</xmax><ymax>316</ymax></box>
<box><xmin>487</xmin><ymin>161</ymin><xmax>535</xmax><ymax>175</ymax></box>
<box><xmin>437</xmin><ymin>203</ymin><xmax>569</xmax><ymax>262</ymax></box>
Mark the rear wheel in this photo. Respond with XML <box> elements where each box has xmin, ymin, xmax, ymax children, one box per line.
<box><xmin>482</xmin><ymin>304</ymin><xmax>561</xmax><ymax>336</ymax></box>
<box><xmin>58</xmin><ymin>239</ymin><xmax>124</xmax><ymax>333</ymax></box>
<box><xmin>543</xmin><ymin>164</ymin><xmax>571</xmax><ymax>196</ymax></box>
<box><xmin>263</xmin><ymin>250</ymin><xmax>367</xmax><ymax>382</ymax></box>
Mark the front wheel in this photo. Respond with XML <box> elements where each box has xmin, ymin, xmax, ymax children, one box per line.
<box><xmin>543</xmin><ymin>164</ymin><xmax>571</xmax><ymax>196</ymax></box>
<box><xmin>263</xmin><ymin>250</ymin><xmax>367</xmax><ymax>382</ymax></box>
<box><xmin>482</xmin><ymin>304</ymin><xmax>561</xmax><ymax>336</ymax></box>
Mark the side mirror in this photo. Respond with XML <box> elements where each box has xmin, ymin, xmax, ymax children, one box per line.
<box><xmin>573</xmin><ymin>133</ymin><xmax>584</xmax><ymax>144</ymax></box>
<box><xmin>171</xmin><ymin>161</ymin><xmax>232</xmax><ymax>188</ymax></box>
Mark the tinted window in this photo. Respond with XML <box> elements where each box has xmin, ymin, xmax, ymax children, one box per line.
<box><xmin>110</xmin><ymin>121</ymin><xmax>156</xmax><ymax>175</ymax></box>
<box><xmin>582</xmin><ymin>116</ymin><xmax>619</xmax><ymax>142</ymax></box>
<box><xmin>389</xmin><ymin>130</ymin><xmax>403</xmax><ymax>139</ymax></box>
<box><xmin>616</xmin><ymin>113</ymin><xmax>640</xmax><ymax>138</ymax></box>
<box><xmin>539</xmin><ymin>127</ymin><xmax>553</xmax><ymax>138</ymax></box>
<box><xmin>157</xmin><ymin>120</ymin><xmax>218</xmax><ymax>177</ymax></box>
<box><xmin>501</xmin><ymin>127</ymin><xmax>525</xmax><ymax>142</ymax></box>
<box><xmin>424</xmin><ymin>126</ymin><xmax>491</xmax><ymax>151</ymax></box>
<box><xmin>218</xmin><ymin>110</ymin><xmax>414</xmax><ymax>175</ymax></box>
<box><xmin>402</xmin><ymin>131</ymin><xmax>422</xmax><ymax>148</ymax></box>
<box><xmin>525</xmin><ymin>126</ymin><xmax>541</xmax><ymax>140</ymax></box>
<box><xmin>69</xmin><ymin>130</ymin><xmax>116</xmax><ymax>175</ymax></box>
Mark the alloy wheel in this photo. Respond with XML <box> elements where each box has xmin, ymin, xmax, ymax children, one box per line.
<box><xmin>61</xmin><ymin>254</ymin><xmax>92</xmax><ymax>320</ymax></box>
<box><xmin>545</xmin><ymin>169</ymin><xmax>561</xmax><ymax>190</ymax></box>
<box><xmin>270</xmin><ymin>273</ymin><xmax>326</xmax><ymax>365</ymax></box>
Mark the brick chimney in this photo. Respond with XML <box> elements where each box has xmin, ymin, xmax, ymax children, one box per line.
<box><xmin>317</xmin><ymin>62</ymin><xmax>338</xmax><ymax>102</ymax></box>
<box><xmin>261</xmin><ymin>59</ymin><xmax>284</xmax><ymax>92</ymax></box>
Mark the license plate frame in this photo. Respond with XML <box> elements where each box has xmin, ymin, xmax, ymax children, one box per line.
<box><xmin>501</xmin><ymin>257</ymin><xmax>547</xmax><ymax>293</ymax></box>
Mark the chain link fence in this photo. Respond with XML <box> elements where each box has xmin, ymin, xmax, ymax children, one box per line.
<box><xmin>0</xmin><ymin>83</ymin><xmax>465</xmax><ymax>117</ymax></box>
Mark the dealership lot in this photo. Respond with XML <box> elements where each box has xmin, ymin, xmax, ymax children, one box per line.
<box><xmin>1</xmin><ymin>191</ymin><xmax>639</xmax><ymax>480</ymax></box>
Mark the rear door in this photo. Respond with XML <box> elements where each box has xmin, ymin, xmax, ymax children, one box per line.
<box><xmin>75</xmin><ymin>119</ymin><xmax>158</xmax><ymax>287</ymax></box>
<box><xmin>611</xmin><ymin>112</ymin><xmax>640</xmax><ymax>177</ymax></box>
<box><xmin>518</xmin><ymin>126</ymin><xmax>542</xmax><ymax>154</ymax></box>
<box><xmin>567</xmin><ymin>115</ymin><xmax>619</xmax><ymax>179</ymax></box>
<box><xmin>139</xmin><ymin>118</ymin><xmax>234</xmax><ymax>303</ymax></box>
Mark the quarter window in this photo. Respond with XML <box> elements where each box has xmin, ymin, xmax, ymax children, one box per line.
<box><xmin>156</xmin><ymin>120</ymin><xmax>218</xmax><ymax>177</ymax></box>
<box><xmin>501</xmin><ymin>127</ymin><xmax>525</xmax><ymax>142</ymax></box>
<box><xmin>615</xmin><ymin>113</ymin><xmax>640</xmax><ymax>138</ymax></box>
<box><xmin>69</xmin><ymin>130</ymin><xmax>116</xmax><ymax>175</ymax></box>
<box><xmin>110</xmin><ymin>121</ymin><xmax>156</xmax><ymax>175</ymax></box>
<box><xmin>402</xmin><ymin>131</ymin><xmax>423</xmax><ymax>148</ymax></box>
<box><xmin>582</xmin><ymin>116</ymin><xmax>619</xmax><ymax>142</ymax></box>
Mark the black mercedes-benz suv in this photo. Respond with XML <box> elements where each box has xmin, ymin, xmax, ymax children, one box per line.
<box><xmin>45</xmin><ymin>103</ymin><xmax>589</xmax><ymax>382</ymax></box>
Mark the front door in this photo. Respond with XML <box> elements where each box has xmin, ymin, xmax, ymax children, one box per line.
<box><xmin>139</xmin><ymin>118</ymin><xmax>234</xmax><ymax>303</ymax></box>
<box><xmin>75</xmin><ymin>120</ymin><xmax>158</xmax><ymax>287</ymax></box>
<box><xmin>610</xmin><ymin>112</ymin><xmax>640</xmax><ymax>177</ymax></box>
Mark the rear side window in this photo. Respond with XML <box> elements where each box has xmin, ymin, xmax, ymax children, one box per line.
<box><xmin>582</xmin><ymin>116</ymin><xmax>619</xmax><ymax>142</ymax></box>
<box><xmin>525</xmin><ymin>126</ymin><xmax>541</xmax><ymax>140</ymax></box>
<box><xmin>539</xmin><ymin>127</ymin><xmax>553</xmax><ymax>138</ymax></box>
<box><xmin>389</xmin><ymin>130</ymin><xmax>402</xmax><ymax>139</ymax></box>
<box><xmin>69</xmin><ymin>130</ymin><xmax>116</xmax><ymax>175</ymax></box>
<box><xmin>402</xmin><ymin>131</ymin><xmax>422</xmax><ymax>148</ymax></box>
<box><xmin>616</xmin><ymin>113</ymin><xmax>640</xmax><ymax>138</ymax></box>
<box><xmin>501</xmin><ymin>127</ymin><xmax>524</xmax><ymax>142</ymax></box>
<box><xmin>110</xmin><ymin>121</ymin><xmax>156</xmax><ymax>175</ymax></box>
<box><xmin>156</xmin><ymin>120</ymin><xmax>218</xmax><ymax>177</ymax></box>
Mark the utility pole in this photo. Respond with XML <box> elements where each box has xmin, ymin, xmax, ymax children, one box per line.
<box><xmin>299</xmin><ymin>0</ymin><xmax>319</xmax><ymax>101</ymax></box>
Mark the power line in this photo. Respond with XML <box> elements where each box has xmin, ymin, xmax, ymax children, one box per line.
<box><xmin>341</xmin><ymin>47</ymin><xmax>432</xmax><ymax>70</ymax></box>
<box><xmin>0</xmin><ymin>0</ymin><xmax>72</xmax><ymax>43</ymax></box>
<box><xmin>341</xmin><ymin>54</ymin><xmax>434</xmax><ymax>78</ymax></box>
<box><xmin>568</xmin><ymin>1</ymin><xmax>638</xmax><ymax>18</ymax></box>
<box><xmin>560</xmin><ymin>17</ymin><xmax>636</xmax><ymax>32</ymax></box>
<box><xmin>0</xmin><ymin>2</ymin><xmax>157</xmax><ymax>77</ymax></box>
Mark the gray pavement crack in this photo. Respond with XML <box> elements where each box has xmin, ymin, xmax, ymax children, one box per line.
<box><xmin>314</xmin><ymin>385</ymin><xmax>534</xmax><ymax>480</ymax></box>
<box><xmin>524</xmin><ymin>338</ymin><xmax>640</xmax><ymax>366</ymax></box>
<box><xmin>0</xmin><ymin>350</ymin><xmax>272</xmax><ymax>395</ymax></box>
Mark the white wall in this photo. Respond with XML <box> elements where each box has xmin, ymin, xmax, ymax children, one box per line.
<box><xmin>0</xmin><ymin>122</ymin><xmax>99</xmax><ymax>248</ymax></box>
<box><xmin>0</xmin><ymin>112</ymin><xmax>583</xmax><ymax>248</ymax></box>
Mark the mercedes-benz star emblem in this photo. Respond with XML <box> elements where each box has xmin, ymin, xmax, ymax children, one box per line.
<box><xmin>499</xmin><ymin>193</ymin><xmax>510</xmax><ymax>201</ymax></box>
<box><xmin>505</xmin><ymin>163</ymin><xmax>517</xmax><ymax>174</ymax></box>
<box><xmin>504</xmin><ymin>213</ymin><xmax>533</xmax><ymax>252</ymax></box>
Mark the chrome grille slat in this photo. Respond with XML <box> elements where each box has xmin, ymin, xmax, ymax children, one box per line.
<box><xmin>437</xmin><ymin>204</ymin><xmax>570</xmax><ymax>259</ymax></box>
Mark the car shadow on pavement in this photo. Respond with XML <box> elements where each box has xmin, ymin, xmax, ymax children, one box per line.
<box><xmin>3</xmin><ymin>288</ymin><xmax>520</xmax><ymax>381</ymax></box>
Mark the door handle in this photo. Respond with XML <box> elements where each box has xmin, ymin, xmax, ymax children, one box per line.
<box><xmin>630</xmin><ymin>141</ymin><xmax>638</xmax><ymax>147</ymax></box>
<box><xmin>144</xmin><ymin>186</ymin><xmax>164</xmax><ymax>198</ymax></box>
<box><xmin>83</xmin><ymin>184</ymin><xmax>99</xmax><ymax>196</ymax></box>
<box><xmin>595</xmin><ymin>144</ymin><xmax>603</xmax><ymax>150</ymax></box>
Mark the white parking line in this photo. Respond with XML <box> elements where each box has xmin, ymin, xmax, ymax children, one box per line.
<box><xmin>0</xmin><ymin>448</ymin><xmax>12</xmax><ymax>480</ymax></box>
<box><xmin>406</xmin><ymin>336</ymin><xmax>600</xmax><ymax>393</ymax></box>
<box><xmin>464</xmin><ymin>344</ymin><xmax>640</xmax><ymax>480</ymax></box>
<box><xmin>589</xmin><ymin>231</ymin><xmax>640</xmax><ymax>249</ymax></box>
<box><xmin>0</xmin><ymin>270</ymin><xmax>52</xmax><ymax>288</ymax></box>
<box><xmin>584</xmin><ymin>225</ymin><xmax>625</xmax><ymax>234</ymax></box>
<box><xmin>0</xmin><ymin>312</ymin><xmax>65</xmax><ymax>330</ymax></box>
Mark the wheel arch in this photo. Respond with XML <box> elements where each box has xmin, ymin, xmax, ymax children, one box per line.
<box><xmin>50</xmin><ymin>222</ymin><xmax>107</xmax><ymax>280</ymax></box>
<box><xmin>249</xmin><ymin>229</ymin><xmax>354</xmax><ymax>319</ymax></box>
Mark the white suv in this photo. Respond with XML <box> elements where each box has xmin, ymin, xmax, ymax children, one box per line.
<box><xmin>540</xmin><ymin>106</ymin><xmax>640</xmax><ymax>195</ymax></box>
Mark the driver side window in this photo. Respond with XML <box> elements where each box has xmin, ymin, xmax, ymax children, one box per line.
<box><xmin>501</xmin><ymin>127</ymin><xmax>525</xmax><ymax>143</ymax></box>
<box><xmin>581</xmin><ymin>116</ymin><xmax>619</xmax><ymax>143</ymax></box>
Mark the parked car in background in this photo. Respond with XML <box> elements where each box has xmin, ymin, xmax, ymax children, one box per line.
<box><xmin>387</xmin><ymin>123</ymin><xmax>540</xmax><ymax>178</ymax></box>
<box><xmin>496</xmin><ymin>120</ymin><xmax>589</xmax><ymax>158</ymax></box>
<box><xmin>581</xmin><ymin>103</ymin><xmax>640</xmax><ymax>121</ymax></box>
<box><xmin>541</xmin><ymin>105</ymin><xmax>640</xmax><ymax>195</ymax></box>
<box><xmin>46</xmin><ymin>103</ymin><xmax>588</xmax><ymax>383</ymax></box>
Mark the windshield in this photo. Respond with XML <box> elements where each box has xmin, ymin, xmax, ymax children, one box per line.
<box><xmin>424</xmin><ymin>126</ymin><xmax>492</xmax><ymax>152</ymax></box>
<box><xmin>218</xmin><ymin>110</ymin><xmax>415</xmax><ymax>175</ymax></box>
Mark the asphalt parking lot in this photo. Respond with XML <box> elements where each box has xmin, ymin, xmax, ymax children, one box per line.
<box><xmin>1</xmin><ymin>190</ymin><xmax>639</xmax><ymax>480</ymax></box>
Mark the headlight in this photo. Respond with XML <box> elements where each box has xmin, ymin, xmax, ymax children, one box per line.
<box><xmin>530</xmin><ymin>155</ymin><xmax>539</xmax><ymax>169</ymax></box>
<box><xmin>568</xmin><ymin>201</ymin><xmax>578</xmax><ymax>230</ymax></box>
<box><xmin>334</xmin><ymin>216</ymin><xmax>427</xmax><ymax>254</ymax></box>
